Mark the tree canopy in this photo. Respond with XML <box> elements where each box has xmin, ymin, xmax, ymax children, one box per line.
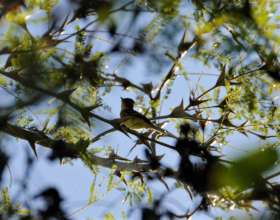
<box><xmin>0</xmin><ymin>0</ymin><xmax>279</xmax><ymax>219</ymax></box>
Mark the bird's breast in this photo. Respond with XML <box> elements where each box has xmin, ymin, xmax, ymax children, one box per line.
<box><xmin>121</xmin><ymin>117</ymin><xmax>153</xmax><ymax>129</ymax></box>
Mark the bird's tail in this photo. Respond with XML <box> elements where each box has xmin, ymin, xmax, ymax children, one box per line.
<box><xmin>150</xmin><ymin>124</ymin><xmax>177</xmax><ymax>139</ymax></box>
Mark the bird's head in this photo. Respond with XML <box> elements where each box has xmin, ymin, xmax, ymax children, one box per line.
<box><xmin>121</xmin><ymin>98</ymin><xmax>135</xmax><ymax>110</ymax></box>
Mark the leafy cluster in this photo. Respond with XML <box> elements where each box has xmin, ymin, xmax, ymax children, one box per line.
<box><xmin>0</xmin><ymin>0</ymin><xmax>279</xmax><ymax>219</ymax></box>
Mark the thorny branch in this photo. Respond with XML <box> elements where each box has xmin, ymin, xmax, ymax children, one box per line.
<box><xmin>152</xmin><ymin>32</ymin><xmax>197</xmax><ymax>101</ymax></box>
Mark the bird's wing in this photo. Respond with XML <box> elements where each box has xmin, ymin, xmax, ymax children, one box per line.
<box><xmin>120</xmin><ymin>110</ymin><xmax>177</xmax><ymax>138</ymax></box>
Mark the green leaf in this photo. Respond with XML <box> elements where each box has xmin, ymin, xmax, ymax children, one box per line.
<box><xmin>107</xmin><ymin>165</ymin><xmax>117</xmax><ymax>192</ymax></box>
<box><xmin>0</xmin><ymin>76</ymin><xmax>7</xmax><ymax>86</ymax></box>
<box><xmin>147</xmin><ymin>188</ymin><xmax>153</xmax><ymax>206</ymax></box>
<box><xmin>88</xmin><ymin>178</ymin><xmax>97</xmax><ymax>204</ymax></box>
<box><xmin>104</xmin><ymin>212</ymin><xmax>116</xmax><ymax>220</ymax></box>
<box><xmin>216</xmin><ymin>147</ymin><xmax>278</xmax><ymax>189</ymax></box>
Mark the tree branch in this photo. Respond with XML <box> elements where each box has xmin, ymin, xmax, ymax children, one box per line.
<box><xmin>152</xmin><ymin>33</ymin><xmax>196</xmax><ymax>101</ymax></box>
<box><xmin>0</xmin><ymin>122</ymin><xmax>152</xmax><ymax>172</ymax></box>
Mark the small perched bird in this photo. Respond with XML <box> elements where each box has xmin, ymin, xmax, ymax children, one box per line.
<box><xmin>120</xmin><ymin>98</ymin><xmax>176</xmax><ymax>137</ymax></box>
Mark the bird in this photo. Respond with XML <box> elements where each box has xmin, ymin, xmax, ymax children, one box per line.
<box><xmin>120</xmin><ymin>98</ymin><xmax>176</xmax><ymax>138</ymax></box>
